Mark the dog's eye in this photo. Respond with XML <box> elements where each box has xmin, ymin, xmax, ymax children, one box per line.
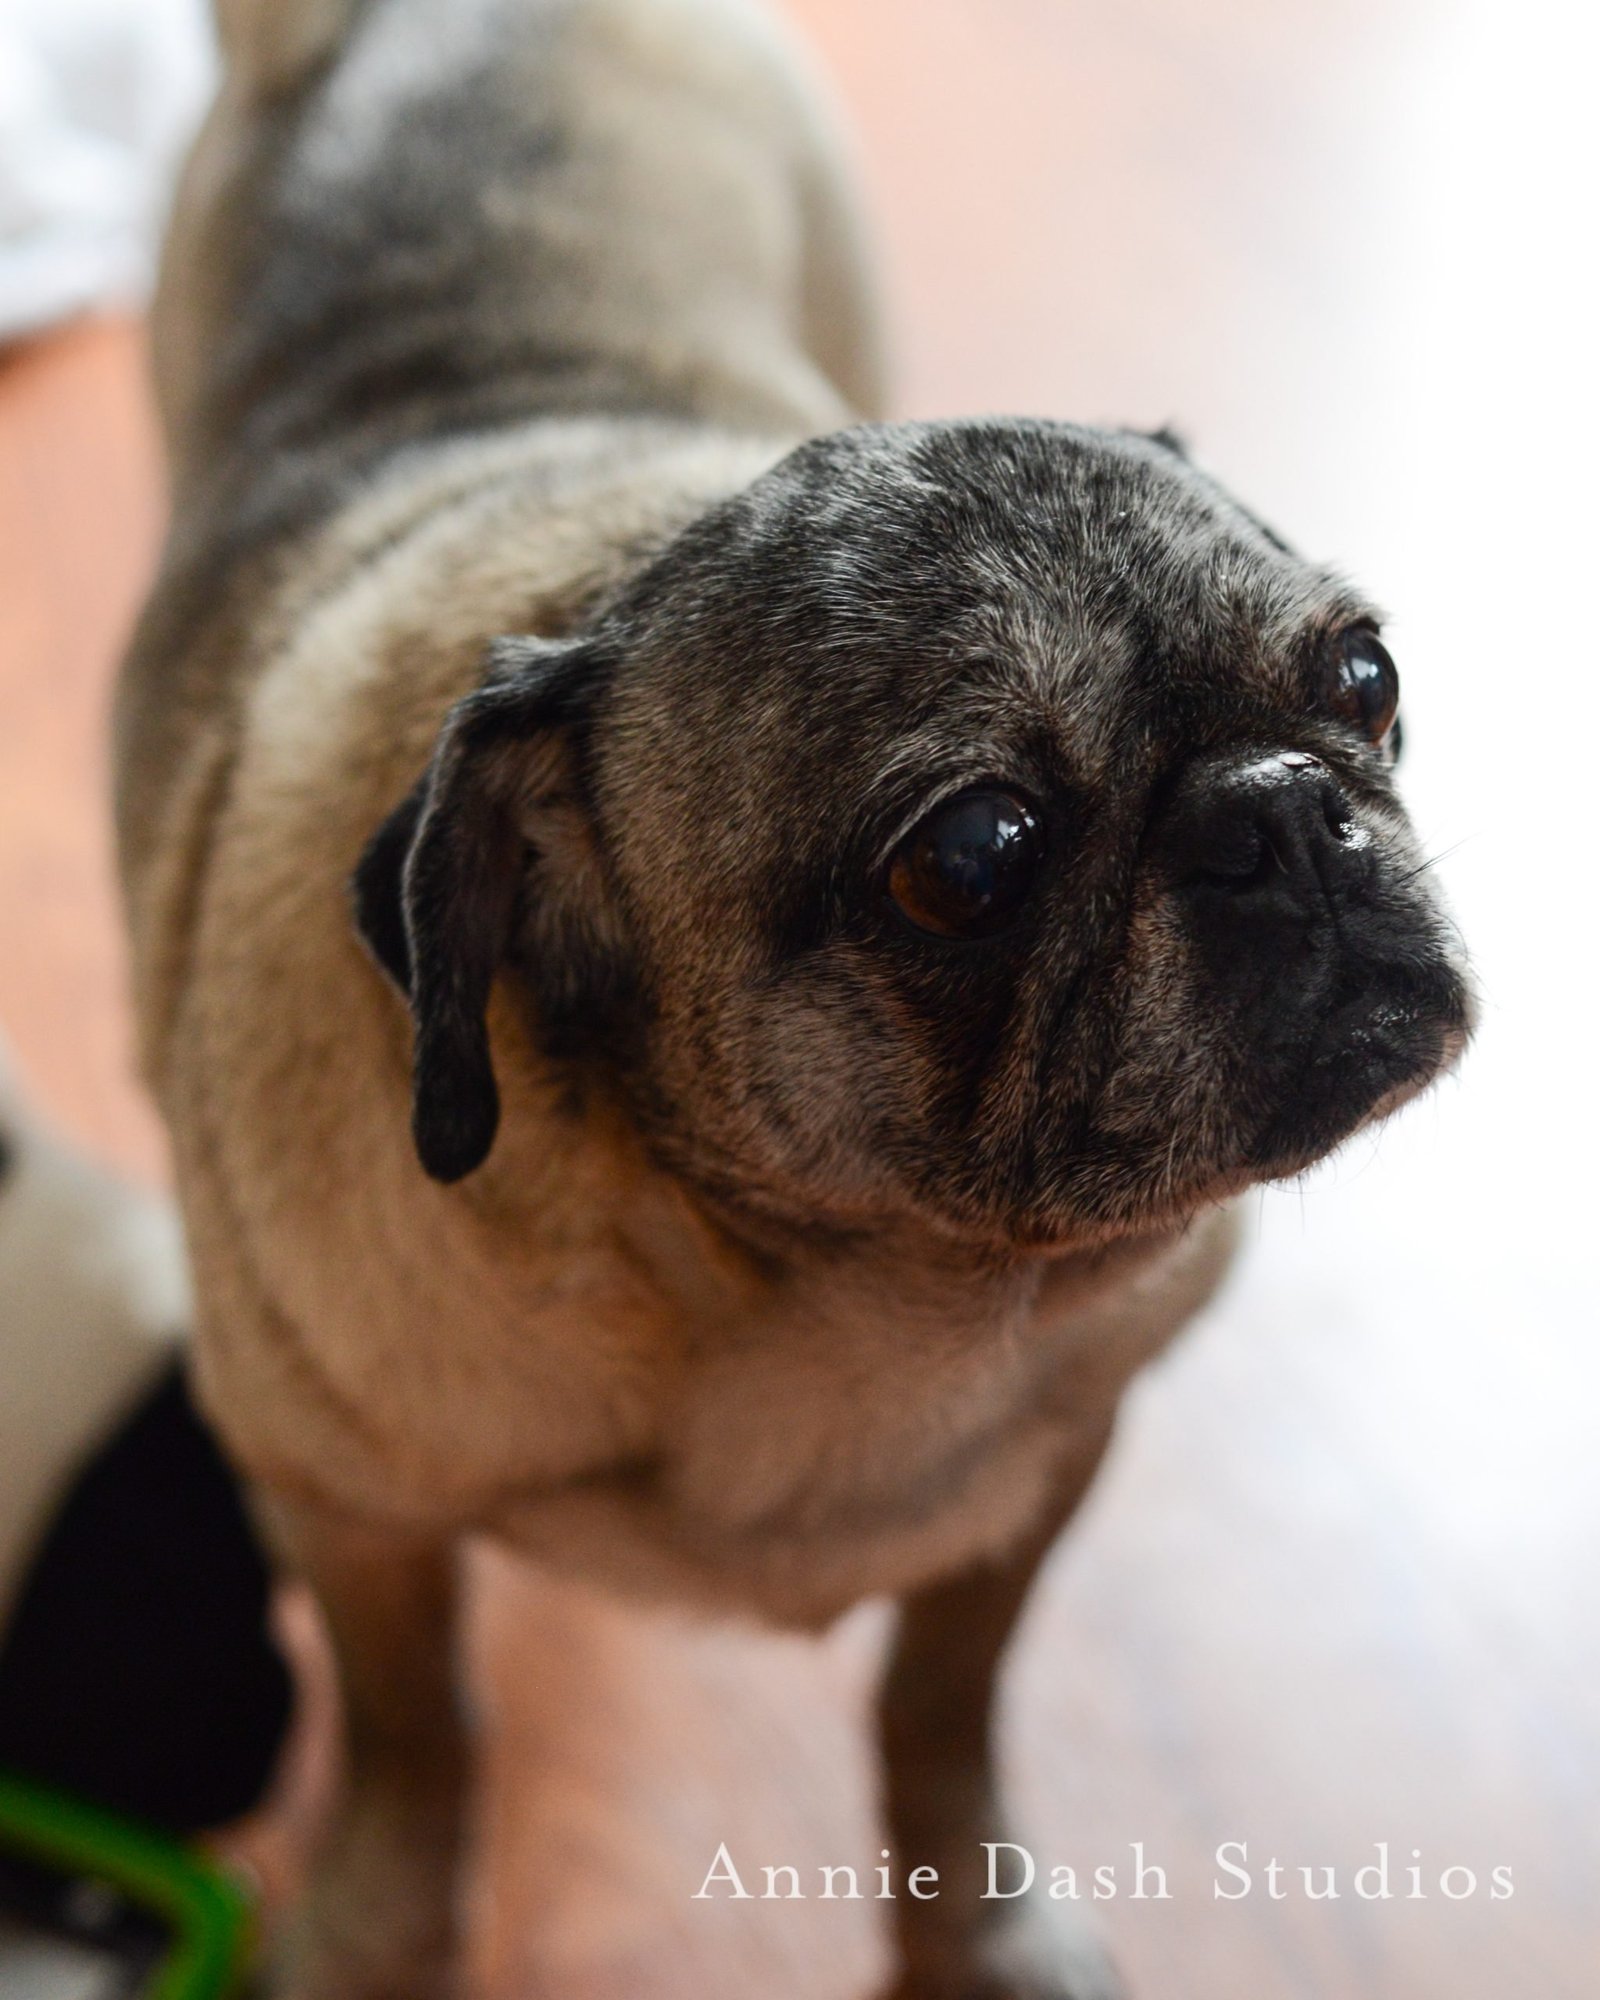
<box><xmin>1328</xmin><ymin>627</ymin><xmax>1400</xmax><ymax>750</ymax></box>
<box><xmin>886</xmin><ymin>789</ymin><xmax>1043</xmax><ymax>939</ymax></box>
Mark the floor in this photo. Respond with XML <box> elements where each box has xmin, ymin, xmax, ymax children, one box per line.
<box><xmin>1</xmin><ymin>2</ymin><xmax>1595</xmax><ymax>1996</ymax></box>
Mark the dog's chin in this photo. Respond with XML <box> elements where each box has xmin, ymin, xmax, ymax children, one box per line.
<box><xmin>1242</xmin><ymin>987</ymin><xmax>1472</xmax><ymax>1186</ymax></box>
<box><xmin>678</xmin><ymin>969</ymin><xmax>1473</xmax><ymax>1267</ymax></box>
<box><xmin>1006</xmin><ymin>984</ymin><xmax>1474</xmax><ymax>1257</ymax></box>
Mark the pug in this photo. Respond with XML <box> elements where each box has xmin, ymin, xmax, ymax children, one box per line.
<box><xmin>113</xmin><ymin>0</ymin><xmax>1473</xmax><ymax>1994</ymax></box>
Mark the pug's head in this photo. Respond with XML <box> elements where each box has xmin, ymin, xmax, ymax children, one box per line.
<box><xmin>355</xmin><ymin>421</ymin><xmax>1473</xmax><ymax>1249</ymax></box>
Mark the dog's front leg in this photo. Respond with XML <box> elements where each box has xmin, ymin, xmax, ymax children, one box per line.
<box><xmin>877</xmin><ymin>1425</ymin><xmax>1125</xmax><ymax>2000</ymax></box>
<box><xmin>262</xmin><ymin>1498</ymin><xmax>470</xmax><ymax>2000</ymax></box>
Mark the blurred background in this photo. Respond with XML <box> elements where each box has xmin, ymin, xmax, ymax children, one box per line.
<box><xmin>0</xmin><ymin>0</ymin><xmax>1595</xmax><ymax>1995</ymax></box>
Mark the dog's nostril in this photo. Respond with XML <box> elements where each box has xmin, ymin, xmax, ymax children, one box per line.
<box><xmin>1321</xmin><ymin>784</ymin><xmax>1357</xmax><ymax>843</ymax></box>
<box><xmin>1171</xmin><ymin>754</ymin><xmax>1365</xmax><ymax>905</ymax></box>
<box><xmin>1191</xmin><ymin>817</ymin><xmax>1280</xmax><ymax>890</ymax></box>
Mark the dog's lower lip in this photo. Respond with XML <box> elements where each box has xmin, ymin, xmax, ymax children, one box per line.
<box><xmin>1246</xmin><ymin>987</ymin><xmax>1467</xmax><ymax>1176</ymax></box>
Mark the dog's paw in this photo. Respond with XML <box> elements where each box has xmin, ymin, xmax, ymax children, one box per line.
<box><xmin>885</xmin><ymin>1903</ymin><xmax>1126</xmax><ymax>2000</ymax></box>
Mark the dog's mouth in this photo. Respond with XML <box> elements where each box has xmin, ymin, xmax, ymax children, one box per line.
<box><xmin>1241</xmin><ymin>960</ymin><xmax>1475</xmax><ymax>1183</ymax></box>
<box><xmin>1007</xmin><ymin>956</ymin><xmax>1475</xmax><ymax>1253</ymax></box>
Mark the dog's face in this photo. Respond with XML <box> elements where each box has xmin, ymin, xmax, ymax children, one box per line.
<box><xmin>357</xmin><ymin>420</ymin><xmax>1472</xmax><ymax>1249</ymax></box>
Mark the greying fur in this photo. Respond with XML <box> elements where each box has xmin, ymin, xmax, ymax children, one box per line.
<box><xmin>113</xmin><ymin>2</ymin><xmax>1470</xmax><ymax>1995</ymax></box>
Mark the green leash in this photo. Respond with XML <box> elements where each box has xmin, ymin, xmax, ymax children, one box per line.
<box><xmin>0</xmin><ymin>1770</ymin><xmax>255</xmax><ymax>1998</ymax></box>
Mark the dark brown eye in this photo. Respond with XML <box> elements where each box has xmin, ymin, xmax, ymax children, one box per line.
<box><xmin>1329</xmin><ymin>627</ymin><xmax>1400</xmax><ymax>748</ymax></box>
<box><xmin>886</xmin><ymin>788</ymin><xmax>1043</xmax><ymax>939</ymax></box>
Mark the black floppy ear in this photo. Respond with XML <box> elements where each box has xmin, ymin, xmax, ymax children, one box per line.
<box><xmin>352</xmin><ymin>635</ymin><xmax>597</xmax><ymax>1183</ymax></box>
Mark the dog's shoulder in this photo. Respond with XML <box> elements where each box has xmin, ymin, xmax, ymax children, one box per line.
<box><xmin>120</xmin><ymin>422</ymin><xmax>783</xmax><ymax>1076</ymax></box>
<box><xmin>130</xmin><ymin>424</ymin><xmax>790</xmax><ymax>1519</ymax></box>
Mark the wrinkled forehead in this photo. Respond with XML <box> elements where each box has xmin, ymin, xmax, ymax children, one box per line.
<box><xmin>599</xmin><ymin>420</ymin><xmax>1374</xmax><ymax>866</ymax></box>
<box><xmin>869</xmin><ymin>537</ymin><xmax>1372</xmax><ymax>794</ymax></box>
<box><xmin>692</xmin><ymin>424</ymin><xmax>1363</xmax><ymax>743</ymax></box>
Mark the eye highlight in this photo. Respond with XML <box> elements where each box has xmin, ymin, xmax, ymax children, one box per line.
<box><xmin>885</xmin><ymin>788</ymin><xmax>1043</xmax><ymax>940</ymax></box>
<box><xmin>1328</xmin><ymin>627</ymin><xmax>1400</xmax><ymax>750</ymax></box>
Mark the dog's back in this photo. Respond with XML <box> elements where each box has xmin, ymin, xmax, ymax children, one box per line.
<box><xmin>116</xmin><ymin>0</ymin><xmax>883</xmax><ymax>1089</ymax></box>
<box><xmin>156</xmin><ymin>0</ymin><xmax>883</xmax><ymax>506</ymax></box>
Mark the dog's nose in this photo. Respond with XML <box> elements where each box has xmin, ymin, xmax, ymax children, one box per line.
<box><xmin>1168</xmin><ymin>751</ymin><xmax>1370</xmax><ymax>911</ymax></box>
